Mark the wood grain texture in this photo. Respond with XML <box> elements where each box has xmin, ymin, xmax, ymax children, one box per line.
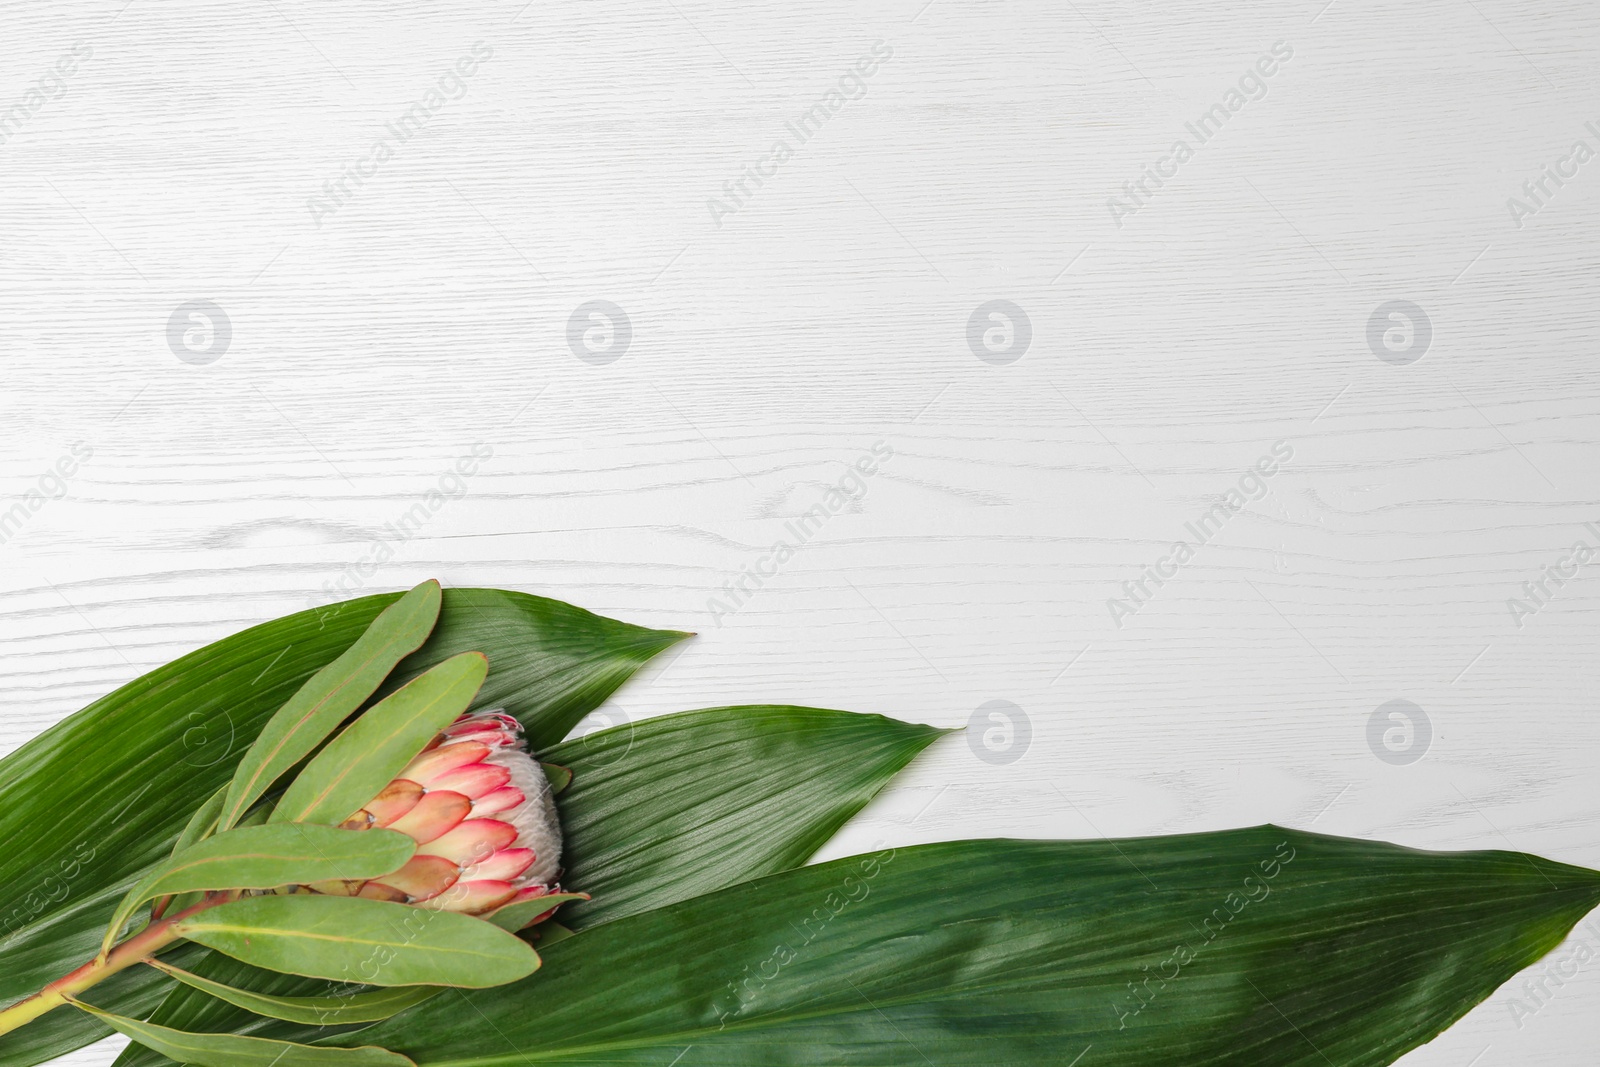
<box><xmin>2</xmin><ymin>0</ymin><xmax>1597</xmax><ymax>1063</ymax></box>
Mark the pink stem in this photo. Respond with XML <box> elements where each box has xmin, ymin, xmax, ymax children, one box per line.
<box><xmin>0</xmin><ymin>894</ymin><xmax>223</xmax><ymax>1038</ymax></box>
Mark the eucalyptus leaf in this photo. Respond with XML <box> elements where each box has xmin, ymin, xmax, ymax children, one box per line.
<box><xmin>102</xmin><ymin>826</ymin><xmax>416</xmax><ymax>954</ymax></box>
<box><xmin>486</xmin><ymin>893</ymin><xmax>587</xmax><ymax>933</ymax></box>
<box><xmin>0</xmin><ymin>587</ymin><xmax>683</xmax><ymax>1067</ymax></box>
<box><xmin>353</xmin><ymin>827</ymin><xmax>1600</xmax><ymax>1067</ymax></box>
<box><xmin>221</xmin><ymin>582</ymin><xmax>443</xmax><ymax>832</ymax></box>
<box><xmin>70</xmin><ymin>996</ymin><xmax>413</xmax><ymax>1067</ymax></box>
<box><xmin>145</xmin><ymin>961</ymin><xmax>441</xmax><ymax>1026</ymax></box>
<box><xmin>271</xmin><ymin>653</ymin><xmax>487</xmax><ymax>826</ymax></box>
<box><xmin>175</xmin><ymin>895</ymin><xmax>539</xmax><ymax>988</ymax></box>
<box><xmin>172</xmin><ymin>786</ymin><xmax>227</xmax><ymax>857</ymax></box>
<box><xmin>540</xmin><ymin>763</ymin><xmax>571</xmax><ymax>795</ymax></box>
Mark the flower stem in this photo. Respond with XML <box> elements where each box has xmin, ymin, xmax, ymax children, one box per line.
<box><xmin>0</xmin><ymin>895</ymin><xmax>218</xmax><ymax>1038</ymax></box>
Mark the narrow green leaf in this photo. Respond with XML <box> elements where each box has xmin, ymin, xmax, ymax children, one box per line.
<box><xmin>221</xmin><ymin>582</ymin><xmax>442</xmax><ymax>832</ymax></box>
<box><xmin>486</xmin><ymin>893</ymin><xmax>587</xmax><ymax>933</ymax></box>
<box><xmin>351</xmin><ymin>828</ymin><xmax>1600</xmax><ymax>1067</ymax></box>
<box><xmin>175</xmin><ymin>894</ymin><xmax>539</xmax><ymax>988</ymax></box>
<box><xmin>272</xmin><ymin>653</ymin><xmax>487</xmax><ymax>826</ymax></box>
<box><xmin>69</xmin><ymin>997</ymin><xmax>412</xmax><ymax>1067</ymax></box>
<box><xmin>103</xmin><ymin>826</ymin><xmax>415</xmax><ymax>955</ymax></box>
<box><xmin>0</xmin><ymin>587</ymin><xmax>680</xmax><ymax>1067</ymax></box>
<box><xmin>546</xmin><ymin>705</ymin><xmax>951</xmax><ymax>927</ymax></box>
<box><xmin>172</xmin><ymin>786</ymin><xmax>227</xmax><ymax>856</ymax></box>
<box><xmin>145</xmin><ymin>960</ymin><xmax>441</xmax><ymax>1026</ymax></box>
<box><xmin>540</xmin><ymin>763</ymin><xmax>571</xmax><ymax>795</ymax></box>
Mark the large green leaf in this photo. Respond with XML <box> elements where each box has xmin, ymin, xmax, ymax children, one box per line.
<box><xmin>71</xmin><ymin>997</ymin><xmax>412</xmax><ymax>1067</ymax></box>
<box><xmin>548</xmin><ymin>705</ymin><xmax>952</xmax><ymax>928</ymax></box>
<box><xmin>348</xmin><ymin>827</ymin><xmax>1600</xmax><ymax>1067</ymax></box>
<box><xmin>115</xmin><ymin>706</ymin><xmax>945</xmax><ymax>1065</ymax></box>
<box><xmin>0</xmin><ymin>587</ymin><xmax>685</xmax><ymax>1067</ymax></box>
<box><xmin>104</xmin><ymin>826</ymin><xmax>416</xmax><ymax>954</ymax></box>
<box><xmin>175</xmin><ymin>894</ymin><xmax>539</xmax><ymax>988</ymax></box>
<box><xmin>272</xmin><ymin>653</ymin><xmax>488</xmax><ymax>826</ymax></box>
<box><xmin>220</xmin><ymin>581</ymin><xmax>442</xmax><ymax>832</ymax></box>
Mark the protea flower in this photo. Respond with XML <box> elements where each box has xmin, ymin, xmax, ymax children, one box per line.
<box><xmin>318</xmin><ymin>708</ymin><xmax>566</xmax><ymax>926</ymax></box>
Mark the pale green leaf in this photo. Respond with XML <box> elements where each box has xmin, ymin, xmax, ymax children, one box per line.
<box><xmin>103</xmin><ymin>826</ymin><xmax>415</xmax><ymax>955</ymax></box>
<box><xmin>485</xmin><ymin>893</ymin><xmax>586</xmax><ymax>933</ymax></box>
<box><xmin>220</xmin><ymin>582</ymin><xmax>442</xmax><ymax>832</ymax></box>
<box><xmin>145</xmin><ymin>961</ymin><xmax>441</xmax><ymax>1026</ymax></box>
<box><xmin>175</xmin><ymin>894</ymin><xmax>539</xmax><ymax>988</ymax></box>
<box><xmin>69</xmin><ymin>997</ymin><xmax>412</xmax><ymax>1067</ymax></box>
<box><xmin>272</xmin><ymin>653</ymin><xmax>486</xmax><ymax>826</ymax></box>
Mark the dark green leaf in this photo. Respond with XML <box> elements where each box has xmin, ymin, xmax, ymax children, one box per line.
<box><xmin>70</xmin><ymin>997</ymin><xmax>412</xmax><ymax>1067</ymax></box>
<box><xmin>221</xmin><ymin>582</ymin><xmax>442</xmax><ymax>832</ymax></box>
<box><xmin>175</xmin><ymin>895</ymin><xmax>539</xmax><ymax>988</ymax></box>
<box><xmin>351</xmin><ymin>827</ymin><xmax>1600</xmax><ymax>1067</ymax></box>
<box><xmin>0</xmin><ymin>587</ymin><xmax>682</xmax><ymax>1067</ymax></box>
<box><xmin>103</xmin><ymin>826</ymin><xmax>416</xmax><ymax>954</ymax></box>
<box><xmin>548</xmin><ymin>705</ymin><xmax>951</xmax><ymax>927</ymax></box>
<box><xmin>145</xmin><ymin>961</ymin><xmax>440</xmax><ymax>1026</ymax></box>
<box><xmin>271</xmin><ymin>653</ymin><xmax>487</xmax><ymax>826</ymax></box>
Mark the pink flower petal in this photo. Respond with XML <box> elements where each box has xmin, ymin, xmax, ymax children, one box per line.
<box><xmin>369</xmin><ymin>855</ymin><xmax>460</xmax><ymax>902</ymax></box>
<box><xmin>430</xmin><ymin>762</ymin><xmax>512</xmax><ymax>800</ymax></box>
<box><xmin>363</xmin><ymin>779</ymin><xmax>425</xmax><ymax>828</ymax></box>
<box><xmin>463</xmin><ymin>847</ymin><xmax>535</xmax><ymax>883</ymax></box>
<box><xmin>472</xmin><ymin>786</ymin><xmax>525</xmax><ymax>817</ymax></box>
<box><xmin>420</xmin><ymin>818</ymin><xmax>517</xmax><ymax>867</ymax></box>
<box><xmin>414</xmin><ymin>879</ymin><xmax>518</xmax><ymax>915</ymax></box>
<box><xmin>401</xmin><ymin>741</ymin><xmax>490</xmax><ymax>788</ymax></box>
<box><xmin>386</xmin><ymin>790</ymin><xmax>472</xmax><ymax>844</ymax></box>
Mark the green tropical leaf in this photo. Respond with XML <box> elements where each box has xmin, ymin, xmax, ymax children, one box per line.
<box><xmin>114</xmin><ymin>706</ymin><xmax>943</xmax><ymax>1065</ymax></box>
<box><xmin>145</xmin><ymin>961</ymin><xmax>441</xmax><ymax>1026</ymax></box>
<box><xmin>548</xmin><ymin>705</ymin><xmax>951</xmax><ymax>928</ymax></box>
<box><xmin>175</xmin><ymin>895</ymin><xmax>539</xmax><ymax>988</ymax></box>
<box><xmin>272</xmin><ymin>653</ymin><xmax>488</xmax><ymax>826</ymax></box>
<box><xmin>70</xmin><ymin>996</ymin><xmax>412</xmax><ymax>1067</ymax></box>
<box><xmin>103</xmin><ymin>826</ymin><xmax>416</xmax><ymax>954</ymax></box>
<box><xmin>220</xmin><ymin>582</ymin><xmax>442</xmax><ymax>833</ymax></box>
<box><xmin>0</xmin><ymin>587</ymin><xmax>684</xmax><ymax>1067</ymax></box>
<box><xmin>349</xmin><ymin>827</ymin><xmax>1600</xmax><ymax>1067</ymax></box>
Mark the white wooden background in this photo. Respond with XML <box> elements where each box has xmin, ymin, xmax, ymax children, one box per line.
<box><xmin>2</xmin><ymin>0</ymin><xmax>1598</xmax><ymax>1063</ymax></box>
